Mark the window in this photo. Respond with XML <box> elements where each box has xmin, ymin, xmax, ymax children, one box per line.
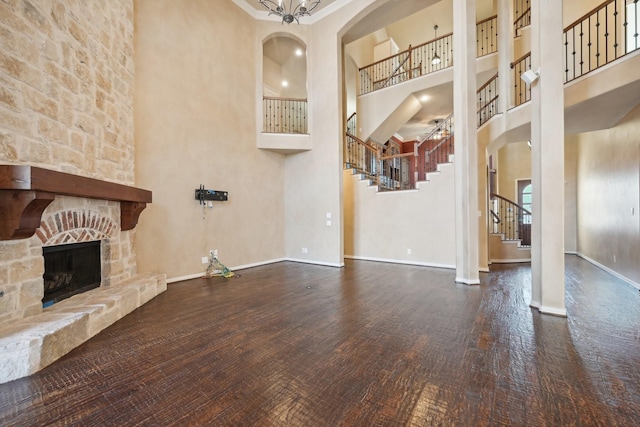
<box><xmin>627</xmin><ymin>0</ymin><xmax>639</xmax><ymax>53</ymax></box>
<box><xmin>519</xmin><ymin>182</ymin><xmax>532</xmax><ymax>225</ymax></box>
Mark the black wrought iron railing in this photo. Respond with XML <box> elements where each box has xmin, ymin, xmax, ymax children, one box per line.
<box><xmin>263</xmin><ymin>97</ymin><xmax>308</xmax><ymax>134</ymax></box>
<box><xmin>490</xmin><ymin>192</ymin><xmax>531</xmax><ymax>246</ymax></box>
<box><xmin>477</xmin><ymin>72</ymin><xmax>499</xmax><ymax>126</ymax></box>
<box><xmin>510</xmin><ymin>52</ymin><xmax>532</xmax><ymax>107</ymax></box>
<box><xmin>359</xmin><ymin>17</ymin><xmax>498</xmax><ymax>95</ymax></box>
<box><xmin>477</xmin><ymin>15</ymin><xmax>498</xmax><ymax>57</ymax></box>
<box><xmin>564</xmin><ymin>0</ymin><xmax>640</xmax><ymax>83</ymax></box>
<box><xmin>514</xmin><ymin>0</ymin><xmax>531</xmax><ymax>36</ymax></box>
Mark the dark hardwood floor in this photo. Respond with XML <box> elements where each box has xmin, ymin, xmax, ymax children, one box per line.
<box><xmin>1</xmin><ymin>256</ymin><xmax>639</xmax><ymax>426</ymax></box>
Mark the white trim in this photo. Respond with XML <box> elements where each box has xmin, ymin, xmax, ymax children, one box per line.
<box><xmin>345</xmin><ymin>255</ymin><xmax>455</xmax><ymax>270</ymax></box>
<box><xmin>286</xmin><ymin>258</ymin><xmax>344</xmax><ymax>267</ymax></box>
<box><xmin>538</xmin><ymin>305</ymin><xmax>568</xmax><ymax>317</ymax></box>
<box><xmin>167</xmin><ymin>272</ymin><xmax>204</xmax><ymax>284</ymax></box>
<box><xmin>479</xmin><ymin>267</ymin><xmax>490</xmax><ymax>273</ymax></box>
<box><xmin>564</xmin><ymin>250</ymin><xmax>577</xmax><ymax>255</ymax></box>
<box><xmin>529</xmin><ymin>300</ymin><xmax>540</xmax><ymax>309</ymax></box>
<box><xmin>230</xmin><ymin>0</ymin><xmax>348</xmax><ymax>25</ymax></box>
<box><xmin>576</xmin><ymin>253</ymin><xmax>640</xmax><ymax>290</ymax></box>
<box><xmin>167</xmin><ymin>258</ymin><xmax>288</xmax><ymax>283</ymax></box>
<box><xmin>233</xmin><ymin>257</ymin><xmax>288</xmax><ymax>271</ymax></box>
<box><xmin>455</xmin><ymin>277</ymin><xmax>481</xmax><ymax>285</ymax></box>
<box><xmin>490</xmin><ymin>258</ymin><xmax>531</xmax><ymax>263</ymax></box>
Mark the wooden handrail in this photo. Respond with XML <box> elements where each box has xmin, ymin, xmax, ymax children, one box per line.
<box><xmin>491</xmin><ymin>192</ymin><xmax>532</xmax><ymax>215</ymax></box>
<box><xmin>514</xmin><ymin>7</ymin><xmax>531</xmax><ymax>25</ymax></box>
<box><xmin>358</xmin><ymin>33</ymin><xmax>453</xmax><ymax>72</ymax></box>
<box><xmin>380</xmin><ymin>152</ymin><xmax>415</xmax><ymax>161</ymax></box>
<box><xmin>263</xmin><ymin>96</ymin><xmax>308</xmax><ymax>102</ymax></box>
<box><xmin>564</xmin><ymin>0</ymin><xmax>615</xmax><ymax>32</ymax></box>
<box><xmin>346</xmin><ymin>131</ymin><xmax>378</xmax><ymax>152</ymax></box>
<box><xmin>477</xmin><ymin>72</ymin><xmax>499</xmax><ymax>92</ymax></box>
<box><xmin>347</xmin><ymin>112</ymin><xmax>356</xmax><ymax>123</ymax></box>
<box><xmin>510</xmin><ymin>51</ymin><xmax>531</xmax><ymax>69</ymax></box>
<box><xmin>477</xmin><ymin>14</ymin><xmax>498</xmax><ymax>26</ymax></box>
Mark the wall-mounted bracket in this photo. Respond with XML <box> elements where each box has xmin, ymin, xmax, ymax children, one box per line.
<box><xmin>195</xmin><ymin>186</ymin><xmax>228</xmax><ymax>205</ymax></box>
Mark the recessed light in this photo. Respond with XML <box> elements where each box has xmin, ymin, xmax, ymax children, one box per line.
<box><xmin>420</xmin><ymin>95</ymin><xmax>429</xmax><ymax>102</ymax></box>
<box><xmin>282</xmin><ymin>80</ymin><xmax>289</xmax><ymax>87</ymax></box>
<box><xmin>295</xmin><ymin>48</ymin><xmax>304</xmax><ymax>56</ymax></box>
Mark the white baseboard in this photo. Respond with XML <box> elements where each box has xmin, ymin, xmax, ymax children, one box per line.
<box><xmin>285</xmin><ymin>258</ymin><xmax>345</xmax><ymax>268</ymax></box>
<box><xmin>539</xmin><ymin>305</ymin><xmax>568</xmax><ymax>317</ymax></box>
<box><xmin>167</xmin><ymin>258</ymin><xmax>288</xmax><ymax>284</ymax></box>
<box><xmin>455</xmin><ymin>277</ymin><xmax>481</xmax><ymax>285</ymax></box>
<box><xmin>344</xmin><ymin>255</ymin><xmax>455</xmax><ymax>270</ymax></box>
<box><xmin>576</xmin><ymin>253</ymin><xmax>640</xmax><ymax>290</ymax></box>
<box><xmin>490</xmin><ymin>258</ymin><xmax>531</xmax><ymax>264</ymax></box>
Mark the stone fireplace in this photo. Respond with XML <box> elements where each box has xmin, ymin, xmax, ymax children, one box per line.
<box><xmin>0</xmin><ymin>0</ymin><xmax>166</xmax><ymax>385</ymax></box>
<box><xmin>0</xmin><ymin>195</ymin><xmax>166</xmax><ymax>384</ymax></box>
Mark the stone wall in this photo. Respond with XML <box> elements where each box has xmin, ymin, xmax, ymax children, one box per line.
<box><xmin>0</xmin><ymin>0</ymin><xmax>137</xmax><ymax>322</ymax></box>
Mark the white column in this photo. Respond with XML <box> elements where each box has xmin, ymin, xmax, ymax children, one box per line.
<box><xmin>530</xmin><ymin>0</ymin><xmax>566</xmax><ymax>316</ymax></box>
<box><xmin>498</xmin><ymin>0</ymin><xmax>514</xmax><ymax>113</ymax></box>
<box><xmin>453</xmin><ymin>0</ymin><xmax>479</xmax><ymax>285</ymax></box>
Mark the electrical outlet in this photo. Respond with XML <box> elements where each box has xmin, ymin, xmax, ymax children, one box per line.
<box><xmin>613</xmin><ymin>254</ymin><xmax>617</xmax><ymax>263</ymax></box>
<box><xmin>201</xmin><ymin>256</ymin><xmax>209</xmax><ymax>264</ymax></box>
<box><xmin>301</xmin><ymin>247</ymin><xmax>308</xmax><ymax>254</ymax></box>
<box><xmin>213</xmin><ymin>249</ymin><xmax>218</xmax><ymax>258</ymax></box>
<box><xmin>407</xmin><ymin>249</ymin><xmax>412</xmax><ymax>255</ymax></box>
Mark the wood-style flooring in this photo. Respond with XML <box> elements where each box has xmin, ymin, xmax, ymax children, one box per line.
<box><xmin>1</xmin><ymin>256</ymin><xmax>639</xmax><ymax>426</ymax></box>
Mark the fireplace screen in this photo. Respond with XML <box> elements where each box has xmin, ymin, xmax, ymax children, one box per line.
<box><xmin>42</xmin><ymin>241</ymin><xmax>101</xmax><ymax>308</ymax></box>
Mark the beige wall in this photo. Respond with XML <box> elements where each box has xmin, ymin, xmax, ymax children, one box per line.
<box><xmin>497</xmin><ymin>140</ymin><xmax>530</xmax><ymax>202</ymax></box>
<box><xmin>576</xmin><ymin>103</ymin><xmax>640</xmax><ymax>285</ymax></box>
<box><xmin>134</xmin><ymin>0</ymin><xmax>286</xmax><ymax>279</ymax></box>
<box><xmin>344</xmin><ymin>165</ymin><xmax>456</xmax><ymax>268</ymax></box>
<box><xmin>0</xmin><ymin>0</ymin><xmax>137</xmax><ymax>320</ymax></box>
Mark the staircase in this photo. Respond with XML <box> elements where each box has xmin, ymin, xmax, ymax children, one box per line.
<box><xmin>345</xmin><ymin>0</ymin><xmax>640</xmax><ymax>267</ymax></box>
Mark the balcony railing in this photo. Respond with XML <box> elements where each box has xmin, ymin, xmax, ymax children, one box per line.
<box><xmin>477</xmin><ymin>72</ymin><xmax>499</xmax><ymax>126</ymax></box>
<box><xmin>359</xmin><ymin>16</ymin><xmax>498</xmax><ymax>95</ymax></box>
<box><xmin>563</xmin><ymin>0</ymin><xmax>640</xmax><ymax>83</ymax></box>
<box><xmin>263</xmin><ymin>97</ymin><xmax>308</xmax><ymax>134</ymax></box>
<box><xmin>514</xmin><ymin>0</ymin><xmax>531</xmax><ymax>36</ymax></box>
<box><xmin>511</xmin><ymin>52</ymin><xmax>532</xmax><ymax>107</ymax></box>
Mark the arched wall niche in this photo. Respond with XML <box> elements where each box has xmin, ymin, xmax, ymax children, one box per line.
<box><xmin>262</xmin><ymin>33</ymin><xmax>308</xmax><ymax>99</ymax></box>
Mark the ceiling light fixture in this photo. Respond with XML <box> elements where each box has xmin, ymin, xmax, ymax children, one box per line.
<box><xmin>431</xmin><ymin>25</ymin><xmax>441</xmax><ymax>65</ymax></box>
<box><xmin>259</xmin><ymin>0</ymin><xmax>321</xmax><ymax>24</ymax></box>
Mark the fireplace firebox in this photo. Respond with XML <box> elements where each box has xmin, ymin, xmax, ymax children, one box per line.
<box><xmin>42</xmin><ymin>241</ymin><xmax>101</xmax><ymax>308</ymax></box>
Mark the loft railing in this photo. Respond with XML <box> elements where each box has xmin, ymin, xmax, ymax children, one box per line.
<box><xmin>477</xmin><ymin>15</ymin><xmax>498</xmax><ymax>57</ymax></box>
<box><xmin>510</xmin><ymin>52</ymin><xmax>532</xmax><ymax>107</ymax></box>
<box><xmin>359</xmin><ymin>17</ymin><xmax>498</xmax><ymax>95</ymax></box>
<box><xmin>263</xmin><ymin>97</ymin><xmax>308</xmax><ymax>134</ymax></box>
<box><xmin>490</xmin><ymin>192</ymin><xmax>531</xmax><ymax>246</ymax></box>
<box><xmin>514</xmin><ymin>0</ymin><xmax>531</xmax><ymax>36</ymax></box>
<box><xmin>359</xmin><ymin>34</ymin><xmax>451</xmax><ymax>95</ymax></box>
<box><xmin>345</xmin><ymin>131</ymin><xmax>378</xmax><ymax>179</ymax></box>
<box><xmin>564</xmin><ymin>0</ymin><xmax>640</xmax><ymax>83</ymax></box>
<box><xmin>511</xmin><ymin>0</ymin><xmax>640</xmax><ymax>108</ymax></box>
<box><xmin>477</xmin><ymin>72</ymin><xmax>499</xmax><ymax>126</ymax></box>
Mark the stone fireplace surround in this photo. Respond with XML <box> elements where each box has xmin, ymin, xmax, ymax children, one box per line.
<box><xmin>0</xmin><ymin>180</ymin><xmax>166</xmax><ymax>385</ymax></box>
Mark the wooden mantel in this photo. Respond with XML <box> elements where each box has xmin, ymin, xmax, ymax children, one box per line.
<box><xmin>0</xmin><ymin>165</ymin><xmax>152</xmax><ymax>240</ymax></box>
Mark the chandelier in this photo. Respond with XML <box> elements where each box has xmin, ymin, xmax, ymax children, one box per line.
<box><xmin>259</xmin><ymin>0</ymin><xmax>321</xmax><ymax>24</ymax></box>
